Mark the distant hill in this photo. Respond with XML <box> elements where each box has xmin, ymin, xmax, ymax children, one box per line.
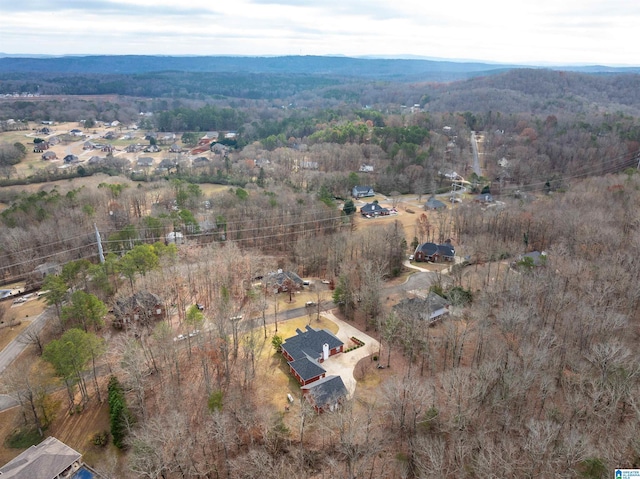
<box><xmin>0</xmin><ymin>55</ymin><xmax>522</xmax><ymax>82</ymax></box>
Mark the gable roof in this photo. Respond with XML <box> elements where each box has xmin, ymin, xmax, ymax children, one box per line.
<box><xmin>415</xmin><ymin>242</ymin><xmax>438</xmax><ymax>256</ymax></box>
<box><xmin>393</xmin><ymin>292</ymin><xmax>450</xmax><ymax>322</ymax></box>
<box><xmin>289</xmin><ymin>356</ymin><xmax>327</xmax><ymax>382</ymax></box>
<box><xmin>0</xmin><ymin>436</ymin><xmax>81</xmax><ymax>479</ymax></box>
<box><xmin>113</xmin><ymin>291</ymin><xmax>162</xmax><ymax>318</ymax></box>
<box><xmin>302</xmin><ymin>375</ymin><xmax>348</xmax><ymax>408</ymax></box>
<box><xmin>281</xmin><ymin>325</ymin><xmax>343</xmax><ymax>362</ymax></box>
<box><xmin>437</xmin><ymin>243</ymin><xmax>455</xmax><ymax>258</ymax></box>
<box><xmin>353</xmin><ymin>185</ymin><xmax>374</xmax><ymax>194</ymax></box>
<box><xmin>264</xmin><ymin>270</ymin><xmax>303</xmax><ymax>290</ymax></box>
<box><xmin>425</xmin><ymin>195</ymin><xmax>446</xmax><ymax>210</ymax></box>
<box><xmin>361</xmin><ymin>203</ymin><xmax>389</xmax><ymax>215</ymax></box>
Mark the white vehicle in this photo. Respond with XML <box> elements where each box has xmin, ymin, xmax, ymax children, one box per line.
<box><xmin>188</xmin><ymin>329</ymin><xmax>201</xmax><ymax>338</ymax></box>
<box><xmin>305</xmin><ymin>301</ymin><xmax>316</xmax><ymax>307</ymax></box>
<box><xmin>173</xmin><ymin>334</ymin><xmax>186</xmax><ymax>342</ymax></box>
<box><xmin>12</xmin><ymin>297</ymin><xmax>27</xmax><ymax>304</ymax></box>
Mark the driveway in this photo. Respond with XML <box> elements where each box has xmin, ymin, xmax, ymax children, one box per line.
<box><xmin>320</xmin><ymin>311</ymin><xmax>379</xmax><ymax>398</ymax></box>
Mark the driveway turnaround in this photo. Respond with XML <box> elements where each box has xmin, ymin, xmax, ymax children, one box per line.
<box><xmin>320</xmin><ymin>311</ymin><xmax>380</xmax><ymax>398</ymax></box>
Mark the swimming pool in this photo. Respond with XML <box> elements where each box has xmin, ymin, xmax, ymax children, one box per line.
<box><xmin>71</xmin><ymin>465</ymin><xmax>95</xmax><ymax>479</ymax></box>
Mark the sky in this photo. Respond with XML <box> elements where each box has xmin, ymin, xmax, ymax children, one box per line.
<box><xmin>1</xmin><ymin>0</ymin><xmax>639</xmax><ymax>66</ymax></box>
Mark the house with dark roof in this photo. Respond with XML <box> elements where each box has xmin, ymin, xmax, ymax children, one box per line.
<box><xmin>360</xmin><ymin>202</ymin><xmax>389</xmax><ymax>217</ymax></box>
<box><xmin>63</xmin><ymin>154</ymin><xmax>79</xmax><ymax>164</ymax></box>
<box><xmin>41</xmin><ymin>151</ymin><xmax>57</xmax><ymax>161</ymax></box>
<box><xmin>301</xmin><ymin>375</ymin><xmax>348</xmax><ymax>412</ymax></box>
<box><xmin>393</xmin><ymin>292</ymin><xmax>450</xmax><ymax>324</ymax></box>
<box><xmin>192</xmin><ymin>157</ymin><xmax>210</xmax><ymax>168</ymax></box>
<box><xmin>136</xmin><ymin>157</ymin><xmax>154</xmax><ymax>168</ymax></box>
<box><xmin>0</xmin><ymin>436</ymin><xmax>84</xmax><ymax>479</ymax></box>
<box><xmin>281</xmin><ymin>325</ymin><xmax>344</xmax><ymax>385</ymax></box>
<box><xmin>112</xmin><ymin>291</ymin><xmax>165</xmax><ymax>329</ymax></box>
<box><xmin>352</xmin><ymin>185</ymin><xmax>375</xmax><ymax>198</ymax></box>
<box><xmin>263</xmin><ymin>270</ymin><xmax>304</xmax><ymax>293</ymax></box>
<box><xmin>424</xmin><ymin>195</ymin><xmax>446</xmax><ymax>210</ymax></box>
<box><xmin>414</xmin><ymin>242</ymin><xmax>455</xmax><ymax>262</ymax></box>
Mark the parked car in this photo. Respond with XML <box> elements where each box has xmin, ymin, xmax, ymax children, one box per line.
<box><xmin>173</xmin><ymin>334</ymin><xmax>186</xmax><ymax>342</ymax></box>
<box><xmin>305</xmin><ymin>301</ymin><xmax>316</xmax><ymax>307</ymax></box>
<box><xmin>12</xmin><ymin>297</ymin><xmax>27</xmax><ymax>304</ymax></box>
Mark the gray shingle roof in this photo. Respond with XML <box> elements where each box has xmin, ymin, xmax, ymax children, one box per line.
<box><xmin>281</xmin><ymin>326</ymin><xmax>344</xmax><ymax>362</ymax></box>
<box><xmin>289</xmin><ymin>356</ymin><xmax>326</xmax><ymax>382</ymax></box>
<box><xmin>302</xmin><ymin>375</ymin><xmax>348</xmax><ymax>409</ymax></box>
<box><xmin>0</xmin><ymin>436</ymin><xmax>82</xmax><ymax>479</ymax></box>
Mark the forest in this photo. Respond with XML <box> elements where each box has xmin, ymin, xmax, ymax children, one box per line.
<box><xmin>1</xmin><ymin>56</ymin><xmax>640</xmax><ymax>478</ymax></box>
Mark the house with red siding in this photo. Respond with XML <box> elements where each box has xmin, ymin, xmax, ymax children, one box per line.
<box><xmin>281</xmin><ymin>326</ymin><xmax>344</xmax><ymax>386</ymax></box>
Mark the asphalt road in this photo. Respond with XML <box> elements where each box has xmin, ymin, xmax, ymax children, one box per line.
<box><xmin>0</xmin><ymin>308</ymin><xmax>54</xmax><ymax>410</ymax></box>
<box><xmin>0</xmin><ymin>270</ymin><xmax>436</xmax><ymax>412</ymax></box>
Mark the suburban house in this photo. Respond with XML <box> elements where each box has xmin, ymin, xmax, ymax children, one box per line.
<box><xmin>169</xmin><ymin>143</ymin><xmax>181</xmax><ymax>153</ymax></box>
<box><xmin>112</xmin><ymin>291</ymin><xmax>165</xmax><ymax>329</ymax></box>
<box><xmin>393</xmin><ymin>292</ymin><xmax>451</xmax><ymax>324</ymax></box>
<box><xmin>41</xmin><ymin>151</ymin><xmax>57</xmax><ymax>161</ymax></box>
<box><xmin>0</xmin><ymin>436</ymin><xmax>97</xmax><ymax>479</ymax></box>
<box><xmin>352</xmin><ymin>185</ymin><xmax>375</xmax><ymax>198</ymax></box>
<box><xmin>424</xmin><ymin>195</ymin><xmax>447</xmax><ymax>210</ymax></box>
<box><xmin>125</xmin><ymin>144</ymin><xmax>142</xmax><ymax>153</ymax></box>
<box><xmin>359</xmin><ymin>164</ymin><xmax>374</xmax><ymax>173</ymax></box>
<box><xmin>192</xmin><ymin>157</ymin><xmax>210</xmax><ymax>168</ymax></box>
<box><xmin>414</xmin><ymin>242</ymin><xmax>455</xmax><ymax>262</ymax></box>
<box><xmin>33</xmin><ymin>142</ymin><xmax>49</xmax><ymax>153</ymax></box>
<box><xmin>143</xmin><ymin>144</ymin><xmax>160</xmax><ymax>153</ymax></box>
<box><xmin>281</xmin><ymin>325</ymin><xmax>344</xmax><ymax>385</ymax></box>
<box><xmin>360</xmin><ymin>202</ymin><xmax>389</xmax><ymax>217</ymax></box>
<box><xmin>63</xmin><ymin>154</ymin><xmax>79</xmax><ymax>164</ymax></box>
<box><xmin>69</xmin><ymin>129</ymin><xmax>84</xmax><ymax>137</ymax></box>
<box><xmin>198</xmin><ymin>132</ymin><xmax>219</xmax><ymax>145</ymax></box>
<box><xmin>263</xmin><ymin>270</ymin><xmax>304</xmax><ymax>293</ymax></box>
<box><xmin>301</xmin><ymin>375</ymin><xmax>348</xmax><ymax>412</ymax></box>
<box><xmin>136</xmin><ymin>157</ymin><xmax>154</xmax><ymax>168</ymax></box>
<box><xmin>513</xmin><ymin>251</ymin><xmax>548</xmax><ymax>268</ymax></box>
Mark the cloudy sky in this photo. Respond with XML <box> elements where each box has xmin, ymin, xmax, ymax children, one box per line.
<box><xmin>1</xmin><ymin>0</ymin><xmax>638</xmax><ymax>65</ymax></box>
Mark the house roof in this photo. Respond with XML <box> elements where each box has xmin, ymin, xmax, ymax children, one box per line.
<box><xmin>302</xmin><ymin>375</ymin><xmax>348</xmax><ymax>408</ymax></box>
<box><xmin>393</xmin><ymin>292</ymin><xmax>450</xmax><ymax>322</ymax></box>
<box><xmin>136</xmin><ymin>157</ymin><xmax>154</xmax><ymax>166</ymax></box>
<box><xmin>437</xmin><ymin>243</ymin><xmax>455</xmax><ymax>257</ymax></box>
<box><xmin>415</xmin><ymin>242</ymin><xmax>439</xmax><ymax>256</ymax></box>
<box><xmin>425</xmin><ymin>196</ymin><xmax>446</xmax><ymax>210</ymax></box>
<box><xmin>353</xmin><ymin>185</ymin><xmax>373</xmax><ymax>193</ymax></box>
<box><xmin>289</xmin><ymin>356</ymin><xmax>326</xmax><ymax>382</ymax></box>
<box><xmin>113</xmin><ymin>291</ymin><xmax>162</xmax><ymax>318</ymax></box>
<box><xmin>0</xmin><ymin>436</ymin><xmax>82</xmax><ymax>479</ymax></box>
<box><xmin>281</xmin><ymin>325</ymin><xmax>344</xmax><ymax>362</ymax></box>
<box><xmin>361</xmin><ymin>203</ymin><xmax>388</xmax><ymax>215</ymax></box>
<box><xmin>264</xmin><ymin>270</ymin><xmax>303</xmax><ymax>290</ymax></box>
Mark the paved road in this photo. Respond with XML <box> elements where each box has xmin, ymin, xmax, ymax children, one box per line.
<box><xmin>0</xmin><ymin>308</ymin><xmax>52</xmax><ymax>375</ymax></box>
<box><xmin>0</xmin><ymin>308</ymin><xmax>54</xmax><ymax>410</ymax></box>
<box><xmin>0</xmin><ymin>269</ymin><xmax>435</xmax><ymax>412</ymax></box>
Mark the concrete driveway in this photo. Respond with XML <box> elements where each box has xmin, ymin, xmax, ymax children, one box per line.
<box><xmin>320</xmin><ymin>311</ymin><xmax>380</xmax><ymax>398</ymax></box>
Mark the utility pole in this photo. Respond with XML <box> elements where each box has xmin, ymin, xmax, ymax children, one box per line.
<box><xmin>94</xmin><ymin>223</ymin><xmax>105</xmax><ymax>264</ymax></box>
